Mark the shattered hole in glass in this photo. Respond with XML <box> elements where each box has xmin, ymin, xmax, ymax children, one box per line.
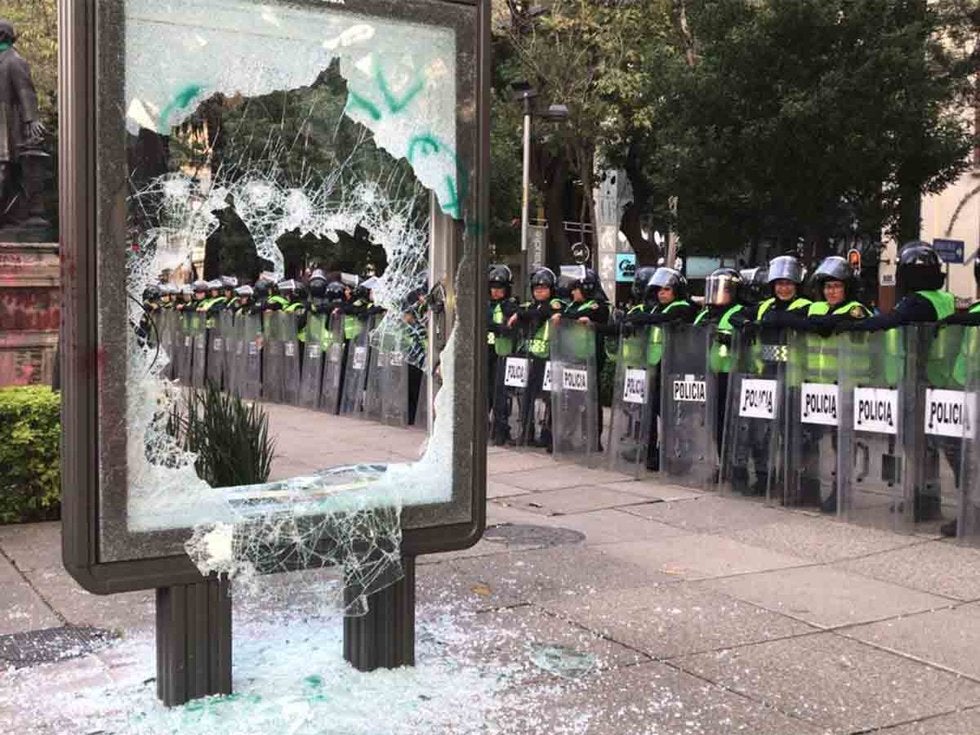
<box><xmin>119</xmin><ymin>0</ymin><xmax>465</xmax><ymax>604</ymax></box>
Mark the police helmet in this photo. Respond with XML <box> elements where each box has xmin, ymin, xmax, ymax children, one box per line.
<box><xmin>143</xmin><ymin>284</ymin><xmax>161</xmax><ymax>302</ymax></box>
<box><xmin>308</xmin><ymin>270</ymin><xmax>329</xmax><ymax>299</ymax></box>
<box><xmin>897</xmin><ymin>241</ymin><xmax>944</xmax><ymax>295</ymax></box>
<box><xmin>488</xmin><ymin>264</ymin><xmax>513</xmax><ymax>289</ymax></box>
<box><xmin>646</xmin><ymin>267</ymin><xmax>688</xmax><ymax>301</ymax></box>
<box><xmin>192</xmin><ymin>279</ymin><xmax>209</xmax><ymax>294</ymax></box>
<box><xmin>810</xmin><ymin>256</ymin><xmax>856</xmax><ymax>300</ymax></box>
<box><xmin>207</xmin><ymin>278</ymin><xmax>223</xmax><ymax>292</ymax></box>
<box><xmin>277</xmin><ymin>279</ymin><xmax>298</xmax><ymax>298</ymax></box>
<box><xmin>220</xmin><ymin>275</ymin><xmax>239</xmax><ymax>289</ymax></box>
<box><xmin>529</xmin><ymin>267</ymin><xmax>557</xmax><ymax>291</ymax></box>
<box><xmin>571</xmin><ymin>268</ymin><xmax>600</xmax><ymax>300</ymax></box>
<box><xmin>253</xmin><ymin>278</ymin><xmax>275</xmax><ymax>299</ymax></box>
<box><xmin>738</xmin><ymin>267</ymin><xmax>768</xmax><ymax>305</ymax></box>
<box><xmin>704</xmin><ymin>268</ymin><xmax>742</xmax><ymax>306</ymax></box>
<box><xmin>631</xmin><ymin>266</ymin><xmax>658</xmax><ymax>302</ymax></box>
<box><xmin>767</xmin><ymin>255</ymin><xmax>805</xmax><ymax>285</ymax></box>
<box><xmin>234</xmin><ymin>285</ymin><xmax>253</xmax><ymax>299</ymax></box>
<box><xmin>159</xmin><ymin>283</ymin><xmax>177</xmax><ymax>299</ymax></box>
<box><xmin>325</xmin><ymin>281</ymin><xmax>347</xmax><ymax>302</ymax></box>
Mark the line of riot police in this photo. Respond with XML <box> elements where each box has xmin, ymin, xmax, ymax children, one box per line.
<box><xmin>141</xmin><ymin>270</ymin><xmax>433</xmax><ymax>428</ymax></box>
<box><xmin>487</xmin><ymin>243</ymin><xmax>980</xmax><ymax>542</ymax></box>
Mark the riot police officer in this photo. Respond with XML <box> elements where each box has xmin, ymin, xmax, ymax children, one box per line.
<box><xmin>232</xmin><ymin>284</ymin><xmax>253</xmax><ymax>314</ymax></box>
<box><xmin>487</xmin><ymin>265</ymin><xmax>520</xmax><ymax>445</ymax></box>
<box><xmin>623</xmin><ymin>267</ymin><xmax>697</xmax><ymax>470</ymax></box>
<box><xmin>508</xmin><ymin>267</ymin><xmax>565</xmax><ymax>448</ymax></box>
<box><xmin>694</xmin><ymin>268</ymin><xmax>751</xmax><ymax>462</ymax></box>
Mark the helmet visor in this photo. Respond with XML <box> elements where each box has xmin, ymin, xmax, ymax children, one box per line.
<box><xmin>767</xmin><ymin>256</ymin><xmax>804</xmax><ymax>284</ymax></box>
<box><xmin>704</xmin><ymin>273</ymin><xmax>737</xmax><ymax>305</ymax></box>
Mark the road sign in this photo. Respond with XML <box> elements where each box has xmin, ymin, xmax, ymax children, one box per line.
<box><xmin>61</xmin><ymin>0</ymin><xmax>490</xmax><ymax>704</ymax></box>
<box><xmin>933</xmin><ymin>239</ymin><xmax>966</xmax><ymax>265</ymax></box>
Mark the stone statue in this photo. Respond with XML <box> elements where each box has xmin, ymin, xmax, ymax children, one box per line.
<box><xmin>0</xmin><ymin>19</ymin><xmax>49</xmax><ymax>232</ymax></box>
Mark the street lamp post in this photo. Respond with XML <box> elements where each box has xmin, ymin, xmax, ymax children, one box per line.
<box><xmin>512</xmin><ymin>81</ymin><xmax>568</xmax><ymax>298</ymax></box>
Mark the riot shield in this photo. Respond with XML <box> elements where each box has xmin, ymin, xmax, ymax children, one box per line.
<box><xmin>299</xmin><ymin>312</ymin><xmax>326</xmax><ymax>410</ymax></box>
<box><xmin>206</xmin><ymin>310</ymin><xmax>229</xmax><ymax>390</ymax></box>
<box><xmin>783</xmin><ymin>330</ymin><xmax>841</xmax><ymax>512</ymax></box>
<box><xmin>241</xmin><ymin>313</ymin><xmax>263</xmax><ymax>401</ymax></box>
<box><xmin>551</xmin><ymin>319</ymin><xmax>600</xmax><ymax>467</ymax></box>
<box><xmin>660</xmin><ymin>324</ymin><xmax>717</xmax><ymax>489</ymax></box>
<box><xmin>380</xmin><ymin>331</ymin><xmax>411</xmax><ymax>428</ymax></box>
<box><xmin>224</xmin><ymin>311</ymin><xmax>244</xmax><ymax>398</ymax></box>
<box><xmin>362</xmin><ymin>316</ymin><xmax>385</xmax><ymax>422</ymax></box>
<box><xmin>958</xmin><ymin>324</ymin><xmax>980</xmax><ymax>544</ymax></box>
<box><xmin>281</xmin><ymin>311</ymin><xmax>302</xmax><ymax>406</ymax></box>
<box><xmin>493</xmin><ymin>344</ymin><xmax>533</xmax><ymax>447</ymax></box>
<box><xmin>262</xmin><ymin>310</ymin><xmax>284</xmax><ymax>403</ymax></box>
<box><xmin>190</xmin><ymin>312</ymin><xmax>208</xmax><ymax>389</ymax></box>
<box><xmin>719</xmin><ymin>330</ymin><xmax>781</xmax><ymax>497</ymax></box>
<box><xmin>837</xmin><ymin>329</ymin><xmax>911</xmax><ymax>531</ymax></box>
<box><xmin>175</xmin><ymin>311</ymin><xmax>194</xmax><ymax>385</ymax></box>
<box><xmin>339</xmin><ymin>316</ymin><xmax>372</xmax><ymax>416</ymax></box>
<box><xmin>318</xmin><ymin>312</ymin><xmax>347</xmax><ymax>414</ymax></box>
<box><xmin>907</xmin><ymin>324</ymin><xmax>964</xmax><ymax>533</ymax></box>
<box><xmin>606</xmin><ymin>326</ymin><xmax>654</xmax><ymax>477</ymax></box>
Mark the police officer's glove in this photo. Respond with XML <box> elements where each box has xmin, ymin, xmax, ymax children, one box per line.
<box><xmin>620</xmin><ymin>322</ymin><xmax>637</xmax><ymax>338</ymax></box>
<box><xmin>739</xmin><ymin>321</ymin><xmax>759</xmax><ymax>339</ymax></box>
<box><xmin>715</xmin><ymin>332</ymin><xmax>733</xmax><ymax>348</ymax></box>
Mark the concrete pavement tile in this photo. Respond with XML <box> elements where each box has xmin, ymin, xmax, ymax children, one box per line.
<box><xmin>20</xmin><ymin>566</ymin><xmax>154</xmax><ymax>632</ymax></box>
<box><xmin>541</xmin><ymin>583</ymin><xmax>817</xmax><ymax>660</ymax></box>
<box><xmin>487</xmin><ymin>450</ymin><xmax>562</xmax><ymax>475</ymax></box>
<box><xmin>453</xmin><ymin>605</ymin><xmax>648</xmax><ymax>675</ymax></box>
<box><xmin>0</xmin><ymin>522</ymin><xmax>62</xmax><ymax>572</ymax></box>
<box><xmin>840</xmin><ymin>602</ymin><xmax>980</xmax><ymax>681</ymax></box>
<box><xmin>674</xmin><ymin>633</ymin><xmax>980</xmax><ymax>732</ymax></box>
<box><xmin>416</xmin><ymin>544</ymin><xmax>673</xmax><ymax>612</ymax></box>
<box><xmin>873</xmin><ymin>707</ymin><xmax>980</xmax><ymax>734</ymax></box>
<box><xmin>621</xmin><ymin>495</ymin><xmax>788</xmax><ymax>533</ymax></box>
<box><xmin>488</xmin><ymin>480</ymin><xmax>531</xmax><ymax>499</ymax></box>
<box><xmin>702</xmin><ymin>566</ymin><xmax>952</xmax><ymax>629</ymax></box>
<box><xmin>493</xmin><ymin>465</ymin><xmax>632</xmax><ymax>492</ymax></box>
<box><xmin>599</xmin><ymin>534</ymin><xmax>809</xmax><ymax>581</ymax></box>
<box><xmin>601</xmin><ymin>479</ymin><xmax>705</xmax><ymax>502</ymax></box>
<box><xmin>720</xmin><ymin>514</ymin><xmax>924</xmax><ymax>563</ymax></box>
<box><xmin>531</xmin><ymin>508</ymin><xmax>689</xmax><ymax>546</ymax></box>
<box><xmin>504</xmin><ymin>485</ymin><xmax>649</xmax><ymax>516</ymax></box>
<box><xmin>503</xmin><ymin>661</ymin><xmax>823</xmax><ymax>735</ymax></box>
<box><xmin>834</xmin><ymin>541</ymin><xmax>980</xmax><ymax>601</ymax></box>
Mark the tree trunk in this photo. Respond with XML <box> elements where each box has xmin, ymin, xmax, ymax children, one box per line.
<box><xmin>620</xmin><ymin>202</ymin><xmax>659</xmax><ymax>265</ymax></box>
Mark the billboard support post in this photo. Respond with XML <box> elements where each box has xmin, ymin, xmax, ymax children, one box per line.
<box><xmin>343</xmin><ymin>557</ymin><xmax>416</xmax><ymax>671</ymax></box>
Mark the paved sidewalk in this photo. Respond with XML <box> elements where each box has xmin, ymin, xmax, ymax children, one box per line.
<box><xmin>4</xmin><ymin>445</ymin><xmax>980</xmax><ymax>733</ymax></box>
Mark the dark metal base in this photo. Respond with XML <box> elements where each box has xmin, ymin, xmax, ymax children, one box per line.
<box><xmin>156</xmin><ymin>576</ymin><xmax>232</xmax><ymax>706</ymax></box>
<box><xmin>343</xmin><ymin>556</ymin><xmax>416</xmax><ymax>671</ymax></box>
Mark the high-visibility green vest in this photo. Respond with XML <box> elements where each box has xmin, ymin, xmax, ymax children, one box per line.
<box><xmin>752</xmin><ymin>297</ymin><xmax>811</xmax><ymax>376</ymax></box>
<box><xmin>805</xmin><ymin>300</ymin><xmax>871</xmax><ymax>382</ymax></box>
<box><xmin>488</xmin><ymin>301</ymin><xmax>514</xmax><ymax>356</ymax></box>
<box><xmin>916</xmin><ymin>291</ymin><xmax>957</xmax><ymax>387</ymax></box>
<box><xmin>695</xmin><ymin>304</ymin><xmax>743</xmax><ymax>374</ymax></box>
<box><xmin>524</xmin><ymin>299</ymin><xmax>564</xmax><ymax>359</ymax></box>
<box><xmin>644</xmin><ymin>299</ymin><xmax>692</xmax><ymax>367</ymax></box>
<box><xmin>756</xmin><ymin>297</ymin><xmax>812</xmax><ymax>320</ymax></box>
<box><xmin>953</xmin><ymin>302</ymin><xmax>980</xmax><ymax>387</ymax></box>
<box><xmin>269</xmin><ymin>295</ymin><xmax>290</xmax><ymax>310</ymax></box>
<box><xmin>198</xmin><ymin>296</ymin><xmax>226</xmax><ymax>329</ymax></box>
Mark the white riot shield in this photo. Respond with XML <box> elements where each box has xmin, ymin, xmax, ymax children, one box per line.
<box><xmin>837</xmin><ymin>329</ymin><xmax>912</xmax><ymax>531</ymax></box>
<box><xmin>958</xmin><ymin>324</ymin><xmax>980</xmax><ymax>544</ymax></box>
<box><xmin>262</xmin><ymin>310</ymin><xmax>285</xmax><ymax>403</ymax></box>
<box><xmin>606</xmin><ymin>326</ymin><xmax>654</xmax><ymax>477</ymax></box>
<box><xmin>494</xmin><ymin>349</ymin><xmax>533</xmax><ymax>447</ymax></box>
<box><xmin>224</xmin><ymin>311</ymin><xmax>244</xmax><ymax>398</ymax></box>
<box><xmin>551</xmin><ymin>319</ymin><xmax>600</xmax><ymax>467</ymax></box>
<box><xmin>318</xmin><ymin>312</ymin><xmax>346</xmax><ymax>415</ymax></box>
<box><xmin>719</xmin><ymin>331</ymin><xmax>781</xmax><ymax>497</ymax></box>
<box><xmin>281</xmin><ymin>311</ymin><xmax>302</xmax><ymax>406</ymax></box>
<box><xmin>362</xmin><ymin>316</ymin><xmax>385</xmax><ymax>422</ymax></box>
<box><xmin>241</xmin><ymin>313</ymin><xmax>263</xmax><ymax>401</ymax></box>
<box><xmin>155</xmin><ymin>309</ymin><xmax>177</xmax><ymax>380</ymax></box>
<box><xmin>908</xmin><ymin>324</ymin><xmax>964</xmax><ymax>532</ymax></box>
<box><xmin>784</xmin><ymin>330</ymin><xmax>841</xmax><ymax>512</ymax></box>
<box><xmin>660</xmin><ymin>324</ymin><xmax>717</xmax><ymax>489</ymax></box>
<box><xmin>340</xmin><ymin>316</ymin><xmax>372</xmax><ymax>416</ymax></box>
<box><xmin>299</xmin><ymin>312</ymin><xmax>326</xmax><ymax>410</ymax></box>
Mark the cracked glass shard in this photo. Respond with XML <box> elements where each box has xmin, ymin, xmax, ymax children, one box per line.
<box><xmin>119</xmin><ymin>0</ymin><xmax>463</xmax><ymax>602</ymax></box>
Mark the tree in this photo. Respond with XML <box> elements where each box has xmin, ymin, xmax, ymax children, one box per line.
<box><xmin>630</xmin><ymin>0</ymin><xmax>976</xmax><ymax>261</ymax></box>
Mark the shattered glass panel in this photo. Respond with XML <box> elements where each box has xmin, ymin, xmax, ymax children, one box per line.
<box><xmin>112</xmin><ymin>0</ymin><xmax>473</xmax><ymax>594</ymax></box>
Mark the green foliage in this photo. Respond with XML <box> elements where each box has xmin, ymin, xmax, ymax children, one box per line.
<box><xmin>168</xmin><ymin>384</ymin><xmax>275</xmax><ymax>487</ymax></box>
<box><xmin>0</xmin><ymin>386</ymin><xmax>61</xmax><ymax>524</ymax></box>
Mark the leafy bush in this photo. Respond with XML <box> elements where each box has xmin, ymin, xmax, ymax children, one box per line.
<box><xmin>168</xmin><ymin>384</ymin><xmax>275</xmax><ymax>487</ymax></box>
<box><xmin>0</xmin><ymin>386</ymin><xmax>61</xmax><ymax>523</ymax></box>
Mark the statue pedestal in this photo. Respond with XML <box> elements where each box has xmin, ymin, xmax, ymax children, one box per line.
<box><xmin>0</xmin><ymin>241</ymin><xmax>60</xmax><ymax>387</ymax></box>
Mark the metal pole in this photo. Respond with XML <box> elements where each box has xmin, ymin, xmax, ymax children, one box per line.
<box><xmin>520</xmin><ymin>110</ymin><xmax>532</xmax><ymax>300</ymax></box>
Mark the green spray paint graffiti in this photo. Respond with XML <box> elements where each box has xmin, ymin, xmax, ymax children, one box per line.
<box><xmin>158</xmin><ymin>83</ymin><xmax>204</xmax><ymax>132</ymax></box>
